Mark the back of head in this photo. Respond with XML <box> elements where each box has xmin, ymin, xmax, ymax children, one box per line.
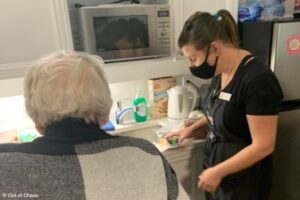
<box><xmin>24</xmin><ymin>51</ymin><xmax>112</xmax><ymax>127</ymax></box>
<box><xmin>178</xmin><ymin>9</ymin><xmax>240</xmax><ymax>50</ymax></box>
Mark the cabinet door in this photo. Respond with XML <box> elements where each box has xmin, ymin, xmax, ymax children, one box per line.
<box><xmin>0</xmin><ymin>0</ymin><xmax>72</xmax><ymax>79</ymax></box>
<box><xmin>170</xmin><ymin>0</ymin><xmax>238</xmax><ymax>59</ymax></box>
<box><xmin>171</xmin><ymin>155</ymin><xmax>197</xmax><ymax>199</ymax></box>
<box><xmin>164</xmin><ymin>145</ymin><xmax>205</xmax><ymax>200</ymax></box>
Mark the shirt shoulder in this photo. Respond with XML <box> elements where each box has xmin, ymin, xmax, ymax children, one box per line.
<box><xmin>234</xmin><ymin>58</ymin><xmax>283</xmax><ymax>115</ymax></box>
<box><xmin>238</xmin><ymin>58</ymin><xmax>274</xmax><ymax>82</ymax></box>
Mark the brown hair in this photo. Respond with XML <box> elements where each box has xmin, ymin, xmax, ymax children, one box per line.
<box><xmin>178</xmin><ymin>9</ymin><xmax>240</xmax><ymax>50</ymax></box>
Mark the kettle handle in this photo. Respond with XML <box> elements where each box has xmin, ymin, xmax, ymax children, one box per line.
<box><xmin>186</xmin><ymin>85</ymin><xmax>198</xmax><ymax>112</ymax></box>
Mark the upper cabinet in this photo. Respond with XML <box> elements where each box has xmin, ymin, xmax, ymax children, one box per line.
<box><xmin>170</xmin><ymin>0</ymin><xmax>239</xmax><ymax>59</ymax></box>
<box><xmin>0</xmin><ymin>0</ymin><xmax>73</xmax><ymax>80</ymax></box>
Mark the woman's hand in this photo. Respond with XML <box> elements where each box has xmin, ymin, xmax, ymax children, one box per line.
<box><xmin>163</xmin><ymin>127</ymin><xmax>193</xmax><ymax>143</ymax></box>
<box><xmin>0</xmin><ymin>131</ymin><xmax>18</xmax><ymax>143</ymax></box>
<box><xmin>164</xmin><ymin>118</ymin><xmax>209</xmax><ymax>142</ymax></box>
<box><xmin>198</xmin><ymin>167</ymin><xmax>223</xmax><ymax>193</ymax></box>
<box><xmin>182</xmin><ymin>119</ymin><xmax>208</xmax><ymax>140</ymax></box>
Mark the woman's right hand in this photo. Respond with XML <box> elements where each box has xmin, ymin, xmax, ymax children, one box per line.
<box><xmin>163</xmin><ymin>118</ymin><xmax>208</xmax><ymax>142</ymax></box>
<box><xmin>163</xmin><ymin>127</ymin><xmax>193</xmax><ymax>143</ymax></box>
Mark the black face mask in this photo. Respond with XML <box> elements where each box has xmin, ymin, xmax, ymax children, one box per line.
<box><xmin>189</xmin><ymin>47</ymin><xmax>219</xmax><ymax>79</ymax></box>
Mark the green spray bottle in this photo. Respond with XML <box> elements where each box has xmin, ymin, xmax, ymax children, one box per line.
<box><xmin>133</xmin><ymin>88</ymin><xmax>147</xmax><ymax>122</ymax></box>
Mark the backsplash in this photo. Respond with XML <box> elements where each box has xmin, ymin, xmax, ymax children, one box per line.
<box><xmin>0</xmin><ymin>74</ymin><xmax>209</xmax><ymax>130</ymax></box>
<box><xmin>0</xmin><ymin>96</ymin><xmax>34</xmax><ymax>133</ymax></box>
<box><xmin>109</xmin><ymin>75</ymin><xmax>209</xmax><ymax>122</ymax></box>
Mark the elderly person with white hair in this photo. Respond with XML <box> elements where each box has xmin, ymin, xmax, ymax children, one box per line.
<box><xmin>0</xmin><ymin>51</ymin><xmax>188</xmax><ymax>200</ymax></box>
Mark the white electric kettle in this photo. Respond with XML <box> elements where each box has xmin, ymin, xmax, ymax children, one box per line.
<box><xmin>167</xmin><ymin>85</ymin><xmax>197</xmax><ymax>120</ymax></box>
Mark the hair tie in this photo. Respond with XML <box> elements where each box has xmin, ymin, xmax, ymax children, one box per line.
<box><xmin>212</xmin><ymin>13</ymin><xmax>222</xmax><ymax>21</ymax></box>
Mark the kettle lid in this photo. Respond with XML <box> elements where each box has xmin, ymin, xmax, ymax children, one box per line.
<box><xmin>168</xmin><ymin>85</ymin><xmax>183</xmax><ymax>93</ymax></box>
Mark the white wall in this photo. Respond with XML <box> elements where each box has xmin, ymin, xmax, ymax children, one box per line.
<box><xmin>285</xmin><ymin>0</ymin><xmax>296</xmax><ymax>15</ymax></box>
<box><xmin>0</xmin><ymin>78</ymin><xmax>24</xmax><ymax>97</ymax></box>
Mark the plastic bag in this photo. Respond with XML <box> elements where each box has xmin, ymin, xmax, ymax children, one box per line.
<box><xmin>238</xmin><ymin>2</ymin><xmax>264</xmax><ymax>22</ymax></box>
<box><xmin>238</xmin><ymin>0</ymin><xmax>285</xmax><ymax>22</ymax></box>
<box><xmin>260</xmin><ymin>1</ymin><xmax>285</xmax><ymax>19</ymax></box>
<box><xmin>261</xmin><ymin>0</ymin><xmax>284</xmax><ymax>8</ymax></box>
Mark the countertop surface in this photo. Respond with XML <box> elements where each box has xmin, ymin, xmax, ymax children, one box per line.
<box><xmin>109</xmin><ymin>117</ymin><xmax>206</xmax><ymax>153</ymax></box>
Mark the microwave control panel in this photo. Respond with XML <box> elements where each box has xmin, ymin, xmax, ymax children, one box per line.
<box><xmin>157</xmin><ymin>9</ymin><xmax>171</xmax><ymax>48</ymax></box>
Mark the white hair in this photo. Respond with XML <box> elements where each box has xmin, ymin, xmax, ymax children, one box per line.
<box><xmin>24</xmin><ymin>51</ymin><xmax>112</xmax><ymax>127</ymax></box>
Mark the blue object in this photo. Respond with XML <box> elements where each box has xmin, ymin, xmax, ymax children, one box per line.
<box><xmin>238</xmin><ymin>0</ymin><xmax>285</xmax><ymax>22</ymax></box>
<box><xmin>238</xmin><ymin>3</ymin><xmax>264</xmax><ymax>22</ymax></box>
<box><xmin>101</xmin><ymin>120</ymin><xmax>115</xmax><ymax>131</ymax></box>
<box><xmin>212</xmin><ymin>12</ymin><xmax>218</xmax><ymax>17</ymax></box>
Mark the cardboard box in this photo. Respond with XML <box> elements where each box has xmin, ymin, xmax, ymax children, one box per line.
<box><xmin>148</xmin><ymin>77</ymin><xmax>176</xmax><ymax>119</ymax></box>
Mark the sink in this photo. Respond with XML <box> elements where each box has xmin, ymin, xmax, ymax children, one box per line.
<box><xmin>108</xmin><ymin>121</ymin><xmax>168</xmax><ymax>142</ymax></box>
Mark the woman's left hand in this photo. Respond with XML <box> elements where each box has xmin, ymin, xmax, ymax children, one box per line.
<box><xmin>198</xmin><ymin>167</ymin><xmax>223</xmax><ymax>193</ymax></box>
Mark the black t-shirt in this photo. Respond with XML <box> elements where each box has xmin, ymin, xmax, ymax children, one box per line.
<box><xmin>202</xmin><ymin>56</ymin><xmax>283</xmax><ymax>198</ymax></box>
<box><xmin>203</xmin><ymin>56</ymin><xmax>283</xmax><ymax>143</ymax></box>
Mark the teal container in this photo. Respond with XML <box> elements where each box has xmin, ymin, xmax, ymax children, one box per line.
<box><xmin>18</xmin><ymin>129</ymin><xmax>40</xmax><ymax>143</ymax></box>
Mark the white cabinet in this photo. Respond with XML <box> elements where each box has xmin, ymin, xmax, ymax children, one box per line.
<box><xmin>0</xmin><ymin>0</ymin><xmax>73</xmax><ymax>80</ymax></box>
<box><xmin>170</xmin><ymin>0</ymin><xmax>239</xmax><ymax>59</ymax></box>
<box><xmin>163</xmin><ymin>141</ymin><xmax>205</xmax><ymax>200</ymax></box>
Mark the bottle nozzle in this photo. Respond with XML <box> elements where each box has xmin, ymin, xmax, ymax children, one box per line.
<box><xmin>135</xmin><ymin>87</ymin><xmax>141</xmax><ymax>99</ymax></box>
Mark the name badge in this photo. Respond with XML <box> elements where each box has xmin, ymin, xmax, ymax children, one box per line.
<box><xmin>219</xmin><ymin>92</ymin><xmax>232</xmax><ymax>101</ymax></box>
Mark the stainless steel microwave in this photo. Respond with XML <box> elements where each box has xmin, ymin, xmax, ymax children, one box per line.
<box><xmin>79</xmin><ymin>4</ymin><xmax>171</xmax><ymax>63</ymax></box>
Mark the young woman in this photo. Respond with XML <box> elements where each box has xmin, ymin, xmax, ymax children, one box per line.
<box><xmin>166</xmin><ymin>10</ymin><xmax>283</xmax><ymax>200</ymax></box>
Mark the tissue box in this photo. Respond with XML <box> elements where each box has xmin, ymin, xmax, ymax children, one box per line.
<box><xmin>148</xmin><ymin>77</ymin><xmax>176</xmax><ymax>119</ymax></box>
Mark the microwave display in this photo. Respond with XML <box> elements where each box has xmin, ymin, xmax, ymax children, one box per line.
<box><xmin>93</xmin><ymin>15</ymin><xmax>149</xmax><ymax>52</ymax></box>
<box><xmin>158</xmin><ymin>11</ymin><xmax>169</xmax><ymax>17</ymax></box>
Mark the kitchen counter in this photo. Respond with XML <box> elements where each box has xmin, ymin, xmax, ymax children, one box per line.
<box><xmin>108</xmin><ymin>117</ymin><xmax>205</xmax><ymax>152</ymax></box>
